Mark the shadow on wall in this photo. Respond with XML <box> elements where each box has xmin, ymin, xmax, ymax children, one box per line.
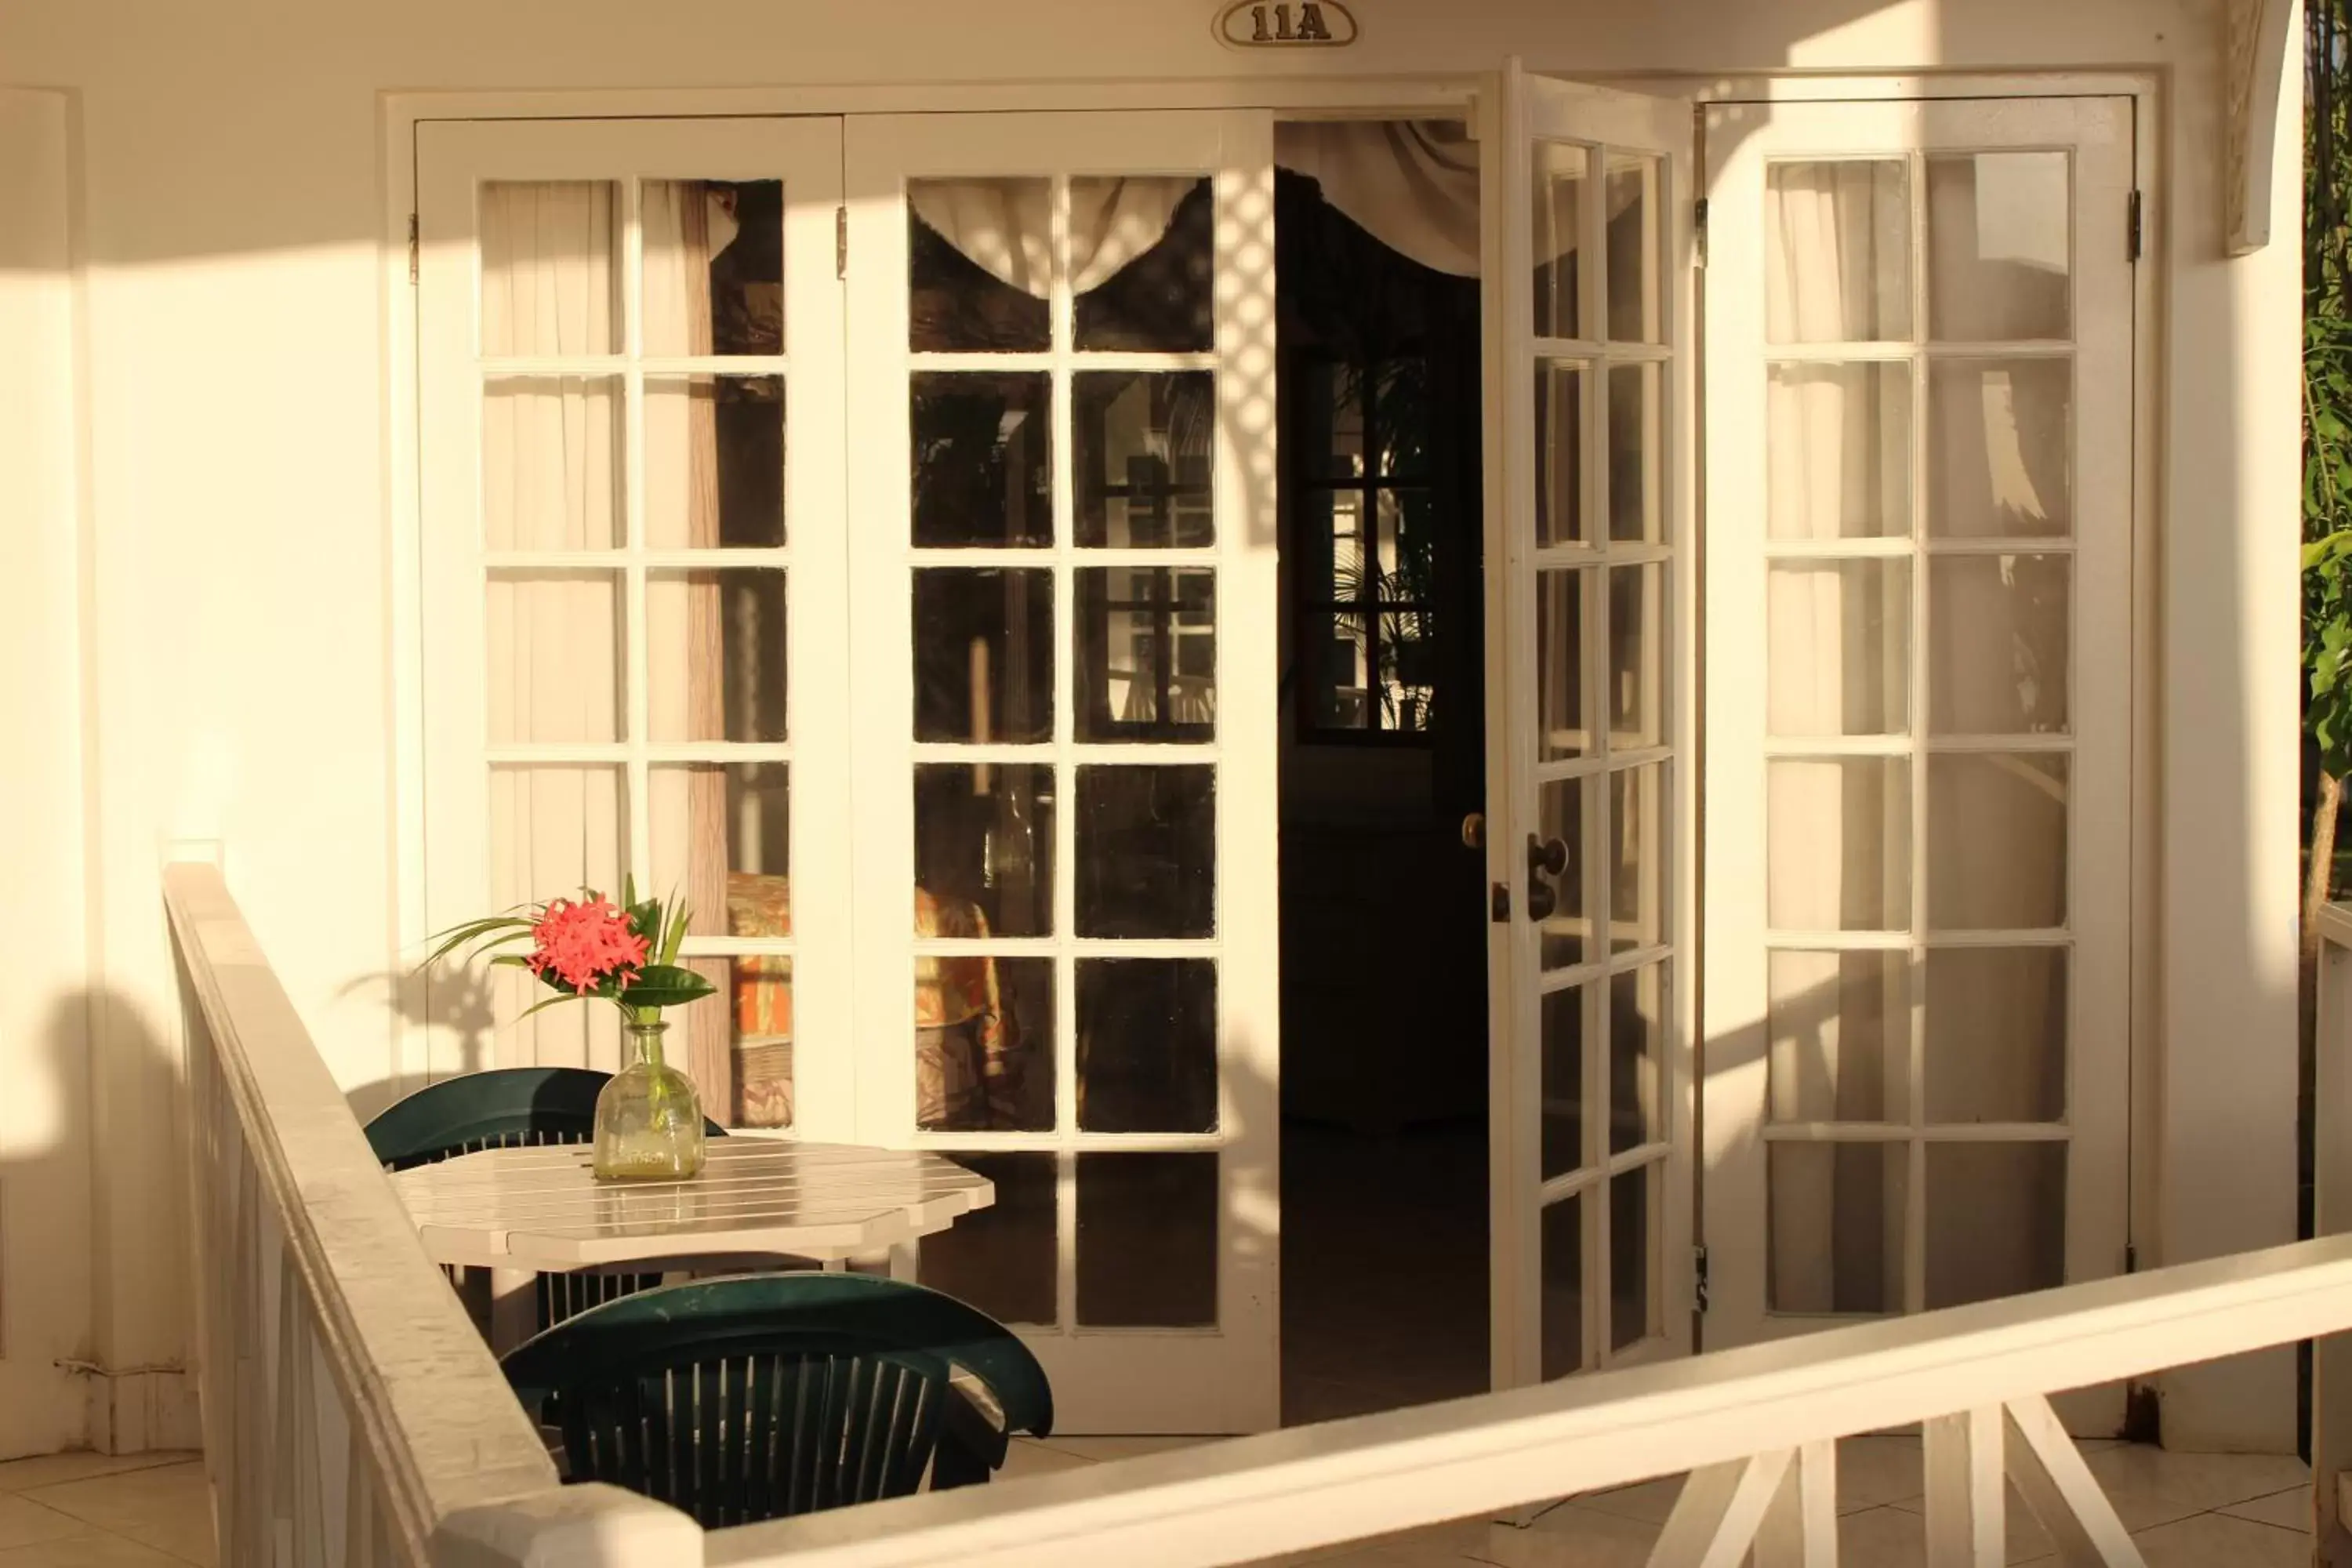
<box><xmin>336</xmin><ymin>967</ymin><xmax>495</xmax><ymax>1125</ymax></box>
<box><xmin>11</xmin><ymin>988</ymin><xmax>191</xmax><ymax>1457</ymax></box>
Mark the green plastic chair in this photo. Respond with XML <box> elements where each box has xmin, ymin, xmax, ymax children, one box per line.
<box><xmin>499</xmin><ymin>1272</ymin><xmax>1055</xmax><ymax>1525</ymax></box>
<box><xmin>362</xmin><ymin>1066</ymin><xmax>729</xmax><ymax>1327</ymax></box>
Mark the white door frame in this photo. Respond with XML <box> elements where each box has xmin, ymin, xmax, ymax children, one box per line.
<box><xmin>1696</xmin><ymin>94</ymin><xmax>2140</xmax><ymax>1421</ymax></box>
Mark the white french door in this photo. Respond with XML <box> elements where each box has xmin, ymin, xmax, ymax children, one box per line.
<box><xmin>1481</xmin><ymin>64</ymin><xmax>1700</xmax><ymax>1388</ymax></box>
<box><xmin>416</xmin><ymin>117</ymin><xmax>855</xmax><ymax>1113</ymax></box>
<box><xmin>1698</xmin><ymin>96</ymin><xmax>2135</xmax><ymax>1425</ymax></box>
<box><xmin>418</xmin><ymin>109</ymin><xmax>1281</xmax><ymax>1435</ymax></box>
<box><xmin>842</xmin><ymin>111</ymin><xmax>1281</xmax><ymax>1435</ymax></box>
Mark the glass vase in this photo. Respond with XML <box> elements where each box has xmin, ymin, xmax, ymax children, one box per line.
<box><xmin>592</xmin><ymin>1018</ymin><xmax>707</xmax><ymax>1181</ymax></box>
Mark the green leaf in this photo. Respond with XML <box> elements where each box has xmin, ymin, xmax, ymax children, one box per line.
<box><xmin>417</xmin><ymin>915</ymin><xmax>534</xmax><ymax>971</ymax></box>
<box><xmin>619</xmin><ymin>963</ymin><xmax>718</xmax><ymax>1011</ymax></box>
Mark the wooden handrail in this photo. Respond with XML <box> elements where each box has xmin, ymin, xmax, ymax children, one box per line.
<box><xmin>710</xmin><ymin>1234</ymin><xmax>2352</xmax><ymax>1567</ymax></box>
<box><xmin>165</xmin><ymin>863</ymin><xmax>560</xmax><ymax>1562</ymax></box>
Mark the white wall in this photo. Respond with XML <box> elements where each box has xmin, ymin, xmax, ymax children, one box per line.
<box><xmin>0</xmin><ymin>87</ymin><xmax>97</xmax><ymax>1459</ymax></box>
<box><xmin>2154</xmin><ymin>0</ymin><xmax>2307</xmax><ymax>1454</ymax></box>
<box><xmin>0</xmin><ymin>0</ymin><xmax>2302</xmax><ymax>1454</ymax></box>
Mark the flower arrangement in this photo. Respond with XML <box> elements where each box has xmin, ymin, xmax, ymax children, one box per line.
<box><xmin>422</xmin><ymin>880</ymin><xmax>716</xmax><ymax>1180</ymax></box>
<box><xmin>423</xmin><ymin>879</ymin><xmax>716</xmax><ymax>1024</ymax></box>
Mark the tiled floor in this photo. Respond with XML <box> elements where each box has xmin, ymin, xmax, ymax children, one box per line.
<box><xmin>0</xmin><ymin>1438</ymin><xmax>2314</xmax><ymax>1566</ymax></box>
<box><xmin>1005</xmin><ymin>1432</ymin><xmax>2318</xmax><ymax>1567</ymax></box>
<box><xmin>0</xmin><ymin>1454</ymin><xmax>209</xmax><ymax>1568</ymax></box>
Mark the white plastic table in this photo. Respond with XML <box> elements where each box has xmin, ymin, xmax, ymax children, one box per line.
<box><xmin>389</xmin><ymin>1138</ymin><xmax>994</xmax><ymax>1345</ymax></box>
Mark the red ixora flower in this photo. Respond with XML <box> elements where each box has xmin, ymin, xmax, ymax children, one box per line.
<box><xmin>526</xmin><ymin>896</ymin><xmax>650</xmax><ymax>995</ymax></box>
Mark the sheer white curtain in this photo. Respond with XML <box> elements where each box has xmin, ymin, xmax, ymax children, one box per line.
<box><xmin>912</xmin><ymin>122</ymin><xmax>1488</xmax><ymax>292</ymax></box>
<box><xmin>1762</xmin><ymin>165</ymin><xmax>1915</xmax><ymax>1313</ymax></box>
<box><xmin>641</xmin><ymin>181</ymin><xmax>738</xmax><ymax>1113</ymax></box>
<box><xmin>481</xmin><ymin>181</ymin><xmax>626</xmax><ymax>1074</ymax></box>
<box><xmin>910</xmin><ymin>177</ymin><xmax>1197</xmax><ymax>297</ymax></box>
<box><xmin>1275</xmin><ymin>120</ymin><xmax>1480</xmax><ymax>277</ymax></box>
<box><xmin>1760</xmin><ymin>161</ymin><xmax>2068</xmax><ymax>1312</ymax></box>
<box><xmin>480</xmin><ymin>182</ymin><xmax>731</xmax><ymax>1093</ymax></box>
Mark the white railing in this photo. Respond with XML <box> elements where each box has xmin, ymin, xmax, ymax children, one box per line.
<box><xmin>166</xmin><ymin>863</ymin><xmax>697</xmax><ymax>1567</ymax></box>
<box><xmin>706</xmin><ymin>1239</ymin><xmax>2352</xmax><ymax>1568</ymax></box>
<box><xmin>171</xmin><ymin>851</ymin><xmax>2352</xmax><ymax>1567</ymax></box>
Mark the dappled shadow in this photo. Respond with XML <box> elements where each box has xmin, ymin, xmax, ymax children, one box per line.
<box><xmin>336</xmin><ymin>966</ymin><xmax>495</xmax><ymax>1123</ymax></box>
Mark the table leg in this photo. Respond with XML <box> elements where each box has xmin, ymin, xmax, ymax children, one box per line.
<box><xmin>488</xmin><ymin>1268</ymin><xmax>538</xmax><ymax>1353</ymax></box>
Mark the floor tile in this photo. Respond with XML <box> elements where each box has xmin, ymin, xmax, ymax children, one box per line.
<box><xmin>1836</xmin><ymin>1503</ymin><xmax>2061</xmax><ymax>1567</ymax></box>
<box><xmin>2216</xmin><ymin>1485</ymin><xmax>2315</xmax><ymax>1533</ymax></box>
<box><xmin>1883</xmin><ymin>1482</ymin><xmax>2056</xmax><ymax>1563</ymax></box>
<box><xmin>0</xmin><ymin>1499</ymin><xmax>84</xmax><ymax>1555</ymax></box>
<box><xmin>1836</xmin><ymin>1432</ymin><xmax>1931</xmax><ymax>1512</ymax></box>
<box><xmin>21</xmin><ymin>1465</ymin><xmax>212</xmax><ymax>1568</ymax></box>
<box><xmin>0</xmin><ymin>1536</ymin><xmax>188</xmax><ymax>1568</ymax></box>
<box><xmin>1562</xmin><ymin>1474</ymin><xmax>1680</xmax><ymax>1525</ymax></box>
<box><xmin>2074</xmin><ymin>1446</ymin><xmax>2310</xmax><ymax>1532</ymax></box>
<box><xmin>0</xmin><ymin>1458</ymin><xmax>191</xmax><ymax>1497</ymax></box>
<box><xmin>2131</xmin><ymin>1512</ymin><xmax>2311</xmax><ymax>1568</ymax></box>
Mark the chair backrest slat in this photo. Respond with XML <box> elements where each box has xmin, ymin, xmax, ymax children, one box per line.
<box><xmin>503</xmin><ymin>1274</ymin><xmax>1047</xmax><ymax>1526</ymax></box>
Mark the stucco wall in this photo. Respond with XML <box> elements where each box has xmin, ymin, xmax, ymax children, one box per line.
<box><xmin>0</xmin><ymin>0</ymin><xmax>2301</xmax><ymax>1456</ymax></box>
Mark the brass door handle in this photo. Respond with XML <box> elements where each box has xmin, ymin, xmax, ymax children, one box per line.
<box><xmin>1461</xmin><ymin>812</ymin><xmax>1486</xmax><ymax>850</ymax></box>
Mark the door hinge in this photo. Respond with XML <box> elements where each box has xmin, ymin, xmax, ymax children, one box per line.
<box><xmin>836</xmin><ymin>205</ymin><xmax>848</xmax><ymax>279</ymax></box>
<box><xmin>407</xmin><ymin>213</ymin><xmax>419</xmax><ymax>285</ymax></box>
<box><xmin>1490</xmin><ymin>881</ymin><xmax>1511</xmax><ymax>923</ymax></box>
<box><xmin>1694</xmin><ymin>1244</ymin><xmax>1711</xmax><ymax>1312</ymax></box>
<box><xmin>2125</xmin><ymin>1243</ymin><xmax>2139</xmax><ymax>1274</ymax></box>
<box><xmin>2128</xmin><ymin>191</ymin><xmax>2143</xmax><ymax>263</ymax></box>
<box><xmin>1693</xmin><ymin>198</ymin><xmax>1710</xmax><ymax>269</ymax></box>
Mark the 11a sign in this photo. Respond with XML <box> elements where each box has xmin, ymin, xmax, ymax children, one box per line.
<box><xmin>1215</xmin><ymin>0</ymin><xmax>1359</xmax><ymax>49</ymax></box>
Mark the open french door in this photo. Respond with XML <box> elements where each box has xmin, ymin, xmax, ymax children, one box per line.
<box><xmin>843</xmin><ymin>111</ymin><xmax>1281</xmax><ymax>1433</ymax></box>
<box><xmin>1481</xmin><ymin>64</ymin><xmax>1700</xmax><ymax>1386</ymax></box>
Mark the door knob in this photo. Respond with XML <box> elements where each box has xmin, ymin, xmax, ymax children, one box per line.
<box><xmin>1528</xmin><ymin>833</ymin><xmax>1570</xmax><ymax>879</ymax></box>
<box><xmin>1461</xmin><ymin>812</ymin><xmax>1486</xmax><ymax>850</ymax></box>
<box><xmin>1525</xmin><ymin>833</ymin><xmax>1569</xmax><ymax>925</ymax></box>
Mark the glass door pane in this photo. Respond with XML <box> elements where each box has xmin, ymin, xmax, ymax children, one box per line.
<box><xmin>1486</xmin><ymin>64</ymin><xmax>1695</xmax><ymax>1390</ymax></box>
<box><xmin>847</xmin><ymin>111</ymin><xmax>1279</xmax><ymax>1435</ymax></box>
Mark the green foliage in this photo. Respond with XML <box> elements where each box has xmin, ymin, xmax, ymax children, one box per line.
<box><xmin>2310</xmin><ymin>3</ymin><xmax>2352</xmax><ymax>781</ymax></box>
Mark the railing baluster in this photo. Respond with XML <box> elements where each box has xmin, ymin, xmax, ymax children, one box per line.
<box><xmin>1648</xmin><ymin>1448</ymin><xmax>1792</xmax><ymax>1567</ymax></box>
<box><xmin>2001</xmin><ymin>1396</ymin><xmax>2145</xmax><ymax>1566</ymax></box>
<box><xmin>1751</xmin><ymin>1440</ymin><xmax>1838</xmax><ymax>1567</ymax></box>
<box><xmin>1922</xmin><ymin>1408</ymin><xmax>2005</xmax><ymax>1568</ymax></box>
